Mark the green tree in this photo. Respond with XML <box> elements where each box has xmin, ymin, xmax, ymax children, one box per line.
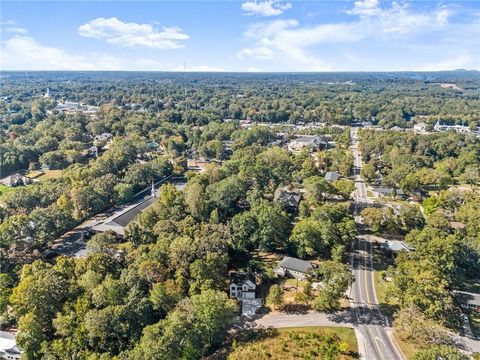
<box><xmin>0</xmin><ymin>273</ymin><xmax>13</xmax><ymax>321</ymax></box>
<box><xmin>189</xmin><ymin>252</ymin><xmax>228</xmax><ymax>294</ymax></box>
<box><xmin>413</xmin><ymin>345</ymin><xmax>468</xmax><ymax>360</ymax></box>
<box><xmin>114</xmin><ymin>183</ymin><xmax>134</xmax><ymax>205</ymax></box>
<box><xmin>149</xmin><ymin>280</ymin><xmax>182</xmax><ymax>318</ymax></box>
<box><xmin>400</xmin><ymin>204</ymin><xmax>425</xmax><ymax>231</ymax></box>
<box><xmin>289</xmin><ymin>218</ymin><xmax>323</xmax><ymax>258</ymax></box>
<box><xmin>87</xmin><ymin>232</ymin><xmax>117</xmax><ymax>255</ymax></box>
<box><xmin>230</xmin><ymin>211</ymin><xmax>257</xmax><ymax>252</ymax></box>
<box><xmin>304</xmin><ymin>176</ymin><xmax>335</xmax><ymax>204</ymax></box>
<box><xmin>184</xmin><ymin>181</ymin><xmax>209</xmax><ymax>220</ymax></box>
<box><xmin>251</xmin><ymin>200</ymin><xmax>288</xmax><ymax>251</ymax></box>
<box><xmin>206</xmin><ymin>176</ymin><xmax>247</xmax><ymax>219</ymax></box>
<box><xmin>17</xmin><ymin>312</ymin><xmax>48</xmax><ymax>360</ymax></box>
<box><xmin>332</xmin><ymin>179</ymin><xmax>354</xmax><ymax>199</ymax></box>
<box><xmin>361</xmin><ymin>207</ymin><xmax>398</xmax><ymax>234</ymax></box>
<box><xmin>267</xmin><ymin>284</ymin><xmax>284</xmax><ymax>310</ymax></box>
<box><xmin>361</xmin><ymin>163</ymin><xmax>376</xmax><ymax>183</ymax></box>
<box><xmin>312</xmin><ymin>261</ymin><xmax>352</xmax><ymax>312</ymax></box>
<box><xmin>393</xmin><ymin>305</ymin><xmax>451</xmax><ymax>347</ymax></box>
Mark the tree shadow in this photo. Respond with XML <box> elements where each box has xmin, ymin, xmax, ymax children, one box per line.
<box><xmin>280</xmin><ymin>304</ymin><xmax>310</xmax><ymax>315</ymax></box>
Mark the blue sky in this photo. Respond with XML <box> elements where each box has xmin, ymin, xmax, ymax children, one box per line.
<box><xmin>1</xmin><ymin>0</ymin><xmax>479</xmax><ymax>71</ymax></box>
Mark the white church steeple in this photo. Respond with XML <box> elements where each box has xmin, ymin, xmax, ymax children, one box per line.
<box><xmin>151</xmin><ymin>181</ymin><xmax>156</xmax><ymax>197</ymax></box>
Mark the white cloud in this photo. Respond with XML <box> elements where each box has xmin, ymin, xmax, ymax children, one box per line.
<box><xmin>0</xmin><ymin>35</ymin><xmax>182</xmax><ymax>70</ymax></box>
<box><xmin>5</xmin><ymin>27</ymin><xmax>28</xmax><ymax>34</ymax></box>
<box><xmin>78</xmin><ymin>17</ymin><xmax>189</xmax><ymax>49</ymax></box>
<box><xmin>241</xmin><ymin>1</ymin><xmax>292</xmax><ymax>17</ymax></box>
<box><xmin>237</xmin><ymin>46</ymin><xmax>274</xmax><ymax>60</ymax></box>
<box><xmin>348</xmin><ymin>0</ymin><xmax>381</xmax><ymax>17</ymax></box>
<box><xmin>0</xmin><ymin>20</ymin><xmax>15</xmax><ymax>26</ymax></box>
<box><xmin>1</xmin><ymin>35</ymin><xmax>114</xmax><ymax>70</ymax></box>
<box><xmin>237</xmin><ymin>2</ymin><xmax>460</xmax><ymax>70</ymax></box>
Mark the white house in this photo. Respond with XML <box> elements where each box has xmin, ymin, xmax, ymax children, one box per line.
<box><xmin>0</xmin><ymin>331</ymin><xmax>21</xmax><ymax>360</ymax></box>
<box><xmin>413</xmin><ymin>122</ymin><xmax>428</xmax><ymax>134</ymax></box>
<box><xmin>274</xmin><ymin>256</ymin><xmax>317</xmax><ymax>281</ymax></box>
<box><xmin>229</xmin><ymin>273</ymin><xmax>256</xmax><ymax>299</ymax></box>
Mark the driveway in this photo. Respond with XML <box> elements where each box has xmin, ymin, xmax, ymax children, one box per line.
<box><xmin>255</xmin><ymin>310</ymin><xmax>355</xmax><ymax>328</ymax></box>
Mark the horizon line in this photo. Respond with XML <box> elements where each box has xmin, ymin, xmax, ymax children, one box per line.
<box><xmin>1</xmin><ymin>69</ymin><xmax>479</xmax><ymax>73</ymax></box>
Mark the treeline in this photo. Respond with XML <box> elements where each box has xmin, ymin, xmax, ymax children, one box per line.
<box><xmin>2</xmin><ymin>72</ymin><xmax>479</xmax><ymax>136</ymax></box>
<box><xmin>359</xmin><ymin>129</ymin><xmax>480</xmax><ymax>193</ymax></box>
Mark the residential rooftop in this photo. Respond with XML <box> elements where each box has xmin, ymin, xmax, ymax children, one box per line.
<box><xmin>278</xmin><ymin>256</ymin><xmax>316</xmax><ymax>274</ymax></box>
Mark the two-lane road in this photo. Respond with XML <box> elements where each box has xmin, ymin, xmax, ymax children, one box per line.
<box><xmin>350</xmin><ymin>127</ymin><xmax>404</xmax><ymax>360</ymax></box>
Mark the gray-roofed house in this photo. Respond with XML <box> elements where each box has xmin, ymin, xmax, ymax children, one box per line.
<box><xmin>371</xmin><ymin>187</ymin><xmax>405</xmax><ymax>198</ymax></box>
<box><xmin>274</xmin><ymin>256</ymin><xmax>317</xmax><ymax>280</ymax></box>
<box><xmin>325</xmin><ymin>171</ymin><xmax>341</xmax><ymax>183</ymax></box>
<box><xmin>94</xmin><ymin>132</ymin><xmax>114</xmax><ymax>143</ymax></box>
<box><xmin>381</xmin><ymin>240</ymin><xmax>414</xmax><ymax>254</ymax></box>
<box><xmin>0</xmin><ymin>173</ymin><xmax>31</xmax><ymax>187</ymax></box>
<box><xmin>81</xmin><ymin>146</ymin><xmax>98</xmax><ymax>158</ymax></box>
<box><xmin>287</xmin><ymin>136</ymin><xmax>327</xmax><ymax>152</ymax></box>
<box><xmin>274</xmin><ymin>187</ymin><xmax>302</xmax><ymax>211</ymax></box>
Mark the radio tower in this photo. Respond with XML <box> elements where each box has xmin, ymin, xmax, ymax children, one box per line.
<box><xmin>184</xmin><ymin>61</ymin><xmax>188</xmax><ymax>113</ymax></box>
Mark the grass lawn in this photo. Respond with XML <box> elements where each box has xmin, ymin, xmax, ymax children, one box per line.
<box><xmin>393</xmin><ymin>335</ymin><xmax>420</xmax><ymax>360</ymax></box>
<box><xmin>0</xmin><ymin>184</ymin><xmax>24</xmax><ymax>197</ymax></box>
<box><xmin>373</xmin><ymin>271</ymin><xmax>396</xmax><ymax>305</ymax></box>
<box><xmin>460</xmin><ymin>280</ymin><xmax>480</xmax><ymax>293</ymax></box>
<box><xmin>38</xmin><ymin>169</ymin><xmax>63</xmax><ymax>180</ymax></box>
<box><xmin>25</xmin><ymin>170</ymin><xmax>44</xmax><ymax>179</ymax></box>
<box><xmin>228</xmin><ymin>327</ymin><xmax>358</xmax><ymax>360</ymax></box>
<box><xmin>373</xmin><ymin>271</ymin><xmax>398</xmax><ymax>319</ymax></box>
<box><xmin>372</xmin><ymin>258</ymin><xmax>419</xmax><ymax>358</ymax></box>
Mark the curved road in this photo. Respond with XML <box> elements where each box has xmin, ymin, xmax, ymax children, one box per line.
<box><xmin>350</xmin><ymin>127</ymin><xmax>404</xmax><ymax>360</ymax></box>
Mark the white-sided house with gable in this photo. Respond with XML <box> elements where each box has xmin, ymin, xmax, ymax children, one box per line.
<box><xmin>229</xmin><ymin>273</ymin><xmax>256</xmax><ymax>299</ymax></box>
<box><xmin>229</xmin><ymin>273</ymin><xmax>262</xmax><ymax>316</ymax></box>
